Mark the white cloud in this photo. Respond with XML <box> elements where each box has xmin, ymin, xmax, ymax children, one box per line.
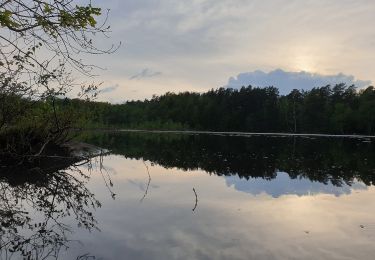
<box><xmin>227</xmin><ymin>69</ymin><xmax>372</xmax><ymax>95</ymax></box>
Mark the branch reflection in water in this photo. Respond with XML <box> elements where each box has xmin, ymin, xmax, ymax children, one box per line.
<box><xmin>0</xmin><ymin>153</ymin><xmax>113</xmax><ymax>260</ymax></box>
<box><xmin>192</xmin><ymin>188</ymin><xmax>198</xmax><ymax>212</ymax></box>
<box><xmin>140</xmin><ymin>161</ymin><xmax>152</xmax><ymax>202</ymax></box>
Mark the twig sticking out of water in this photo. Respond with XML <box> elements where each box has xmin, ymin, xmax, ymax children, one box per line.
<box><xmin>192</xmin><ymin>188</ymin><xmax>198</xmax><ymax>212</ymax></box>
<box><xmin>140</xmin><ymin>161</ymin><xmax>151</xmax><ymax>202</ymax></box>
<box><xmin>98</xmin><ymin>150</ymin><xmax>116</xmax><ymax>199</ymax></box>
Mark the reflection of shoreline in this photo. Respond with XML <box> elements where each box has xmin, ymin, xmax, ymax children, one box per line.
<box><xmin>84</xmin><ymin>129</ymin><xmax>375</xmax><ymax>140</ymax></box>
<box><xmin>81</xmin><ymin>132</ymin><xmax>375</xmax><ymax>188</ymax></box>
<box><xmin>225</xmin><ymin>172</ymin><xmax>368</xmax><ymax>198</ymax></box>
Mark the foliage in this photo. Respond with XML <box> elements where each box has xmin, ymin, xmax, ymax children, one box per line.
<box><xmin>0</xmin><ymin>0</ymin><xmax>114</xmax><ymax>159</ymax></box>
<box><xmin>69</xmin><ymin>84</ymin><xmax>375</xmax><ymax>135</ymax></box>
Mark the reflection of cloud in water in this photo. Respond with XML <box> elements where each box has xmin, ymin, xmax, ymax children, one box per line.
<box><xmin>225</xmin><ymin>172</ymin><xmax>367</xmax><ymax>198</ymax></box>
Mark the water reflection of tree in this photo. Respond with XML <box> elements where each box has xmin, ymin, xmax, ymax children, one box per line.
<box><xmin>0</xmin><ymin>158</ymin><xmax>105</xmax><ymax>259</ymax></box>
<box><xmin>81</xmin><ymin>132</ymin><xmax>375</xmax><ymax>187</ymax></box>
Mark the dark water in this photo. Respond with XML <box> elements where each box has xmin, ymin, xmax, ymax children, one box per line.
<box><xmin>2</xmin><ymin>132</ymin><xmax>375</xmax><ymax>260</ymax></box>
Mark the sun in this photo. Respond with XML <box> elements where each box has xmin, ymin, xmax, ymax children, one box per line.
<box><xmin>293</xmin><ymin>54</ymin><xmax>317</xmax><ymax>73</ymax></box>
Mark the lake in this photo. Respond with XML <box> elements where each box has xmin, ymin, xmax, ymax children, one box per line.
<box><xmin>2</xmin><ymin>132</ymin><xmax>375</xmax><ymax>260</ymax></box>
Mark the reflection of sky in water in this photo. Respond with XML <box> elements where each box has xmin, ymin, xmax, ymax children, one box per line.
<box><xmin>6</xmin><ymin>155</ymin><xmax>375</xmax><ymax>260</ymax></box>
<box><xmin>225</xmin><ymin>172</ymin><xmax>367</xmax><ymax>198</ymax></box>
<box><xmin>69</xmin><ymin>158</ymin><xmax>375</xmax><ymax>260</ymax></box>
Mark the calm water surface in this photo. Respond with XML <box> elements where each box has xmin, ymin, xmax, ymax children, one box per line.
<box><xmin>2</xmin><ymin>132</ymin><xmax>375</xmax><ymax>260</ymax></box>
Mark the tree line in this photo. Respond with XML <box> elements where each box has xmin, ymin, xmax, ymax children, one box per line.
<box><xmin>2</xmin><ymin>83</ymin><xmax>374</xmax><ymax>162</ymax></box>
<box><xmin>62</xmin><ymin>84</ymin><xmax>375</xmax><ymax>135</ymax></box>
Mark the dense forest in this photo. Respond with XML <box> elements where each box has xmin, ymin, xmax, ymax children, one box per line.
<box><xmin>60</xmin><ymin>83</ymin><xmax>375</xmax><ymax>135</ymax></box>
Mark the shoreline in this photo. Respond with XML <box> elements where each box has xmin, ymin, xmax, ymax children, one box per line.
<box><xmin>0</xmin><ymin>141</ymin><xmax>108</xmax><ymax>173</ymax></box>
<box><xmin>80</xmin><ymin>128</ymin><xmax>375</xmax><ymax>139</ymax></box>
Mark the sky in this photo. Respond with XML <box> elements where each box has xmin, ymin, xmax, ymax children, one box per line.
<box><xmin>85</xmin><ymin>0</ymin><xmax>375</xmax><ymax>103</ymax></box>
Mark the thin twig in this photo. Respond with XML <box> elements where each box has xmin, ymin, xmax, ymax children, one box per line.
<box><xmin>98</xmin><ymin>150</ymin><xmax>116</xmax><ymax>199</ymax></box>
<box><xmin>140</xmin><ymin>161</ymin><xmax>151</xmax><ymax>202</ymax></box>
<box><xmin>192</xmin><ymin>188</ymin><xmax>198</xmax><ymax>212</ymax></box>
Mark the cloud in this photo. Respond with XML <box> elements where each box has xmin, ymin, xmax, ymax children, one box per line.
<box><xmin>129</xmin><ymin>68</ymin><xmax>162</xmax><ymax>80</ymax></box>
<box><xmin>227</xmin><ymin>69</ymin><xmax>372</xmax><ymax>95</ymax></box>
<box><xmin>81</xmin><ymin>1</ymin><xmax>375</xmax><ymax>101</ymax></box>
<box><xmin>100</xmin><ymin>84</ymin><xmax>119</xmax><ymax>94</ymax></box>
<box><xmin>225</xmin><ymin>172</ymin><xmax>367</xmax><ymax>198</ymax></box>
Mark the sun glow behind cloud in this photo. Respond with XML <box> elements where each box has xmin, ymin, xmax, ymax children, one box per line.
<box><xmin>293</xmin><ymin>53</ymin><xmax>318</xmax><ymax>73</ymax></box>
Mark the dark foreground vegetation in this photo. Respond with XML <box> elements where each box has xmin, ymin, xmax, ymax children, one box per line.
<box><xmin>65</xmin><ymin>84</ymin><xmax>375</xmax><ymax>134</ymax></box>
<box><xmin>0</xmin><ymin>95</ymin><xmax>77</xmax><ymax>163</ymax></box>
<box><xmin>0</xmin><ymin>0</ymin><xmax>111</xmax><ymax>163</ymax></box>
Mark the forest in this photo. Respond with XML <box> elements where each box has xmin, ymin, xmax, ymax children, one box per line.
<box><xmin>58</xmin><ymin>83</ymin><xmax>375</xmax><ymax>135</ymax></box>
